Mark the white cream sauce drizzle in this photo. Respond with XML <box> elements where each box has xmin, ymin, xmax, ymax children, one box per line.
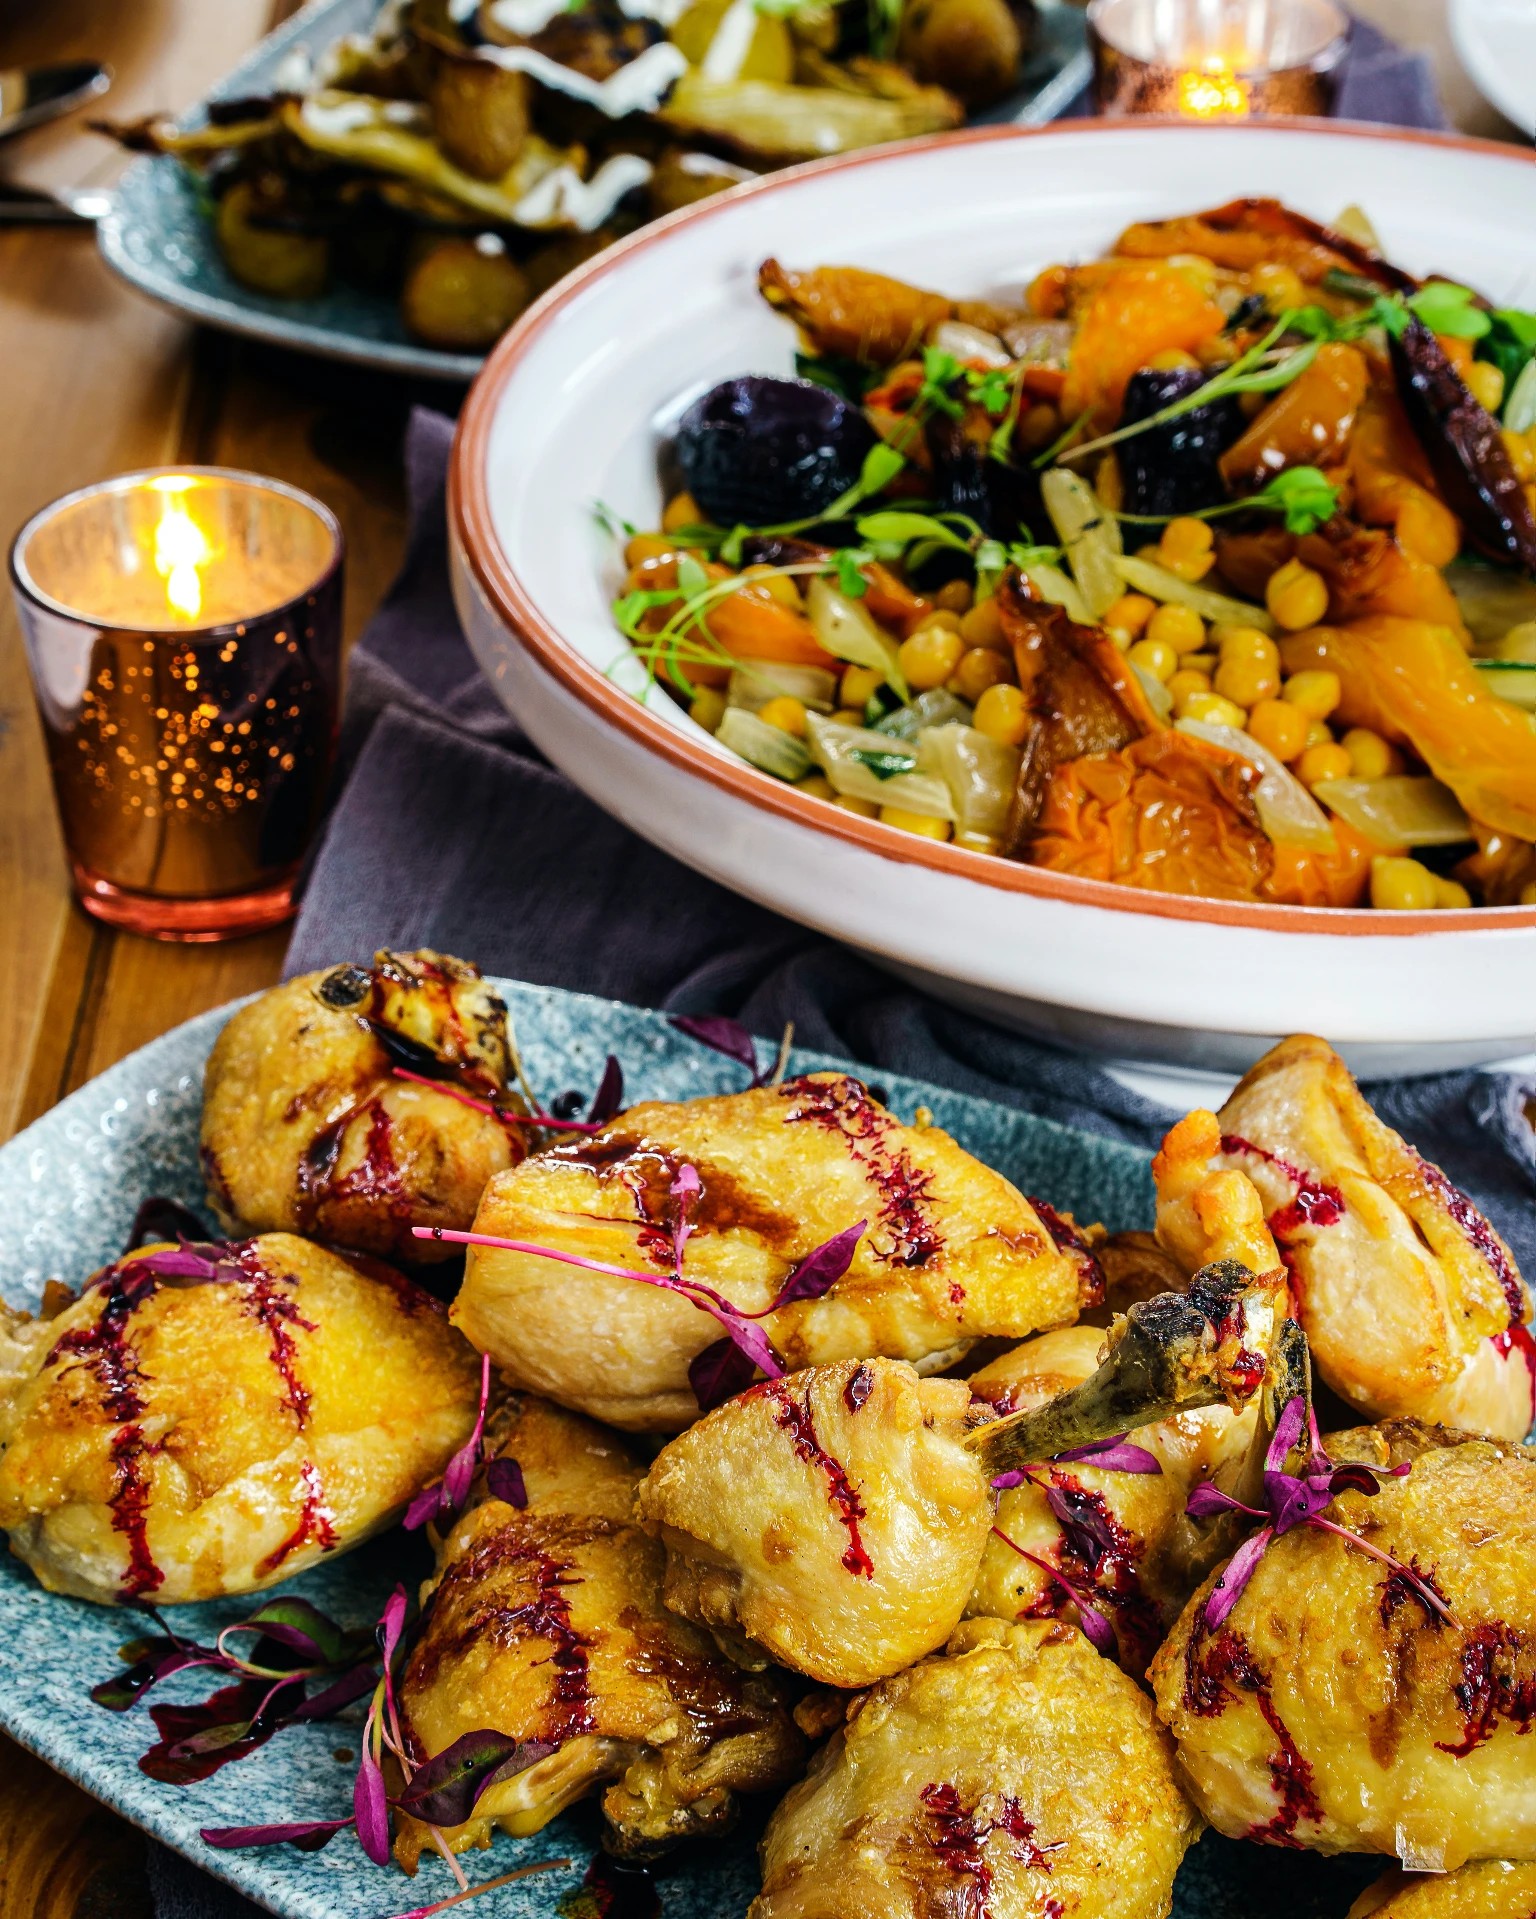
<box><xmin>478</xmin><ymin>37</ymin><xmax>687</xmax><ymax>114</ymax></box>
<box><xmin>511</xmin><ymin>151</ymin><xmax>654</xmax><ymax>229</ymax></box>
<box><xmin>699</xmin><ymin>0</ymin><xmax>759</xmax><ymax>79</ymax></box>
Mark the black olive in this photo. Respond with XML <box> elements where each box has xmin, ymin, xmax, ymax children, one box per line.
<box><xmin>673</xmin><ymin>376</ymin><xmax>878</xmax><ymax>528</ymax></box>
<box><xmin>317</xmin><ymin>963</ymin><xmax>371</xmax><ymax>1009</ymax></box>
<box><xmin>1390</xmin><ymin>316</ymin><xmax>1536</xmax><ymax>575</ymax></box>
<box><xmin>1117</xmin><ymin>368</ymin><xmax>1245</xmax><ymax>521</ymax></box>
<box><xmin>924</xmin><ymin>412</ymin><xmax>1045</xmax><ymax>544</ymax></box>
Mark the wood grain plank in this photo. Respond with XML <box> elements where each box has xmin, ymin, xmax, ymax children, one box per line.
<box><xmin>0</xmin><ymin>1741</ymin><xmax>151</xmax><ymax>1919</ymax></box>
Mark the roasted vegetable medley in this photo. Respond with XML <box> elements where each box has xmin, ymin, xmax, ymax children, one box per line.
<box><xmin>107</xmin><ymin>0</ymin><xmax>1035</xmax><ymax>350</ymax></box>
<box><xmin>607</xmin><ymin>198</ymin><xmax>1536</xmax><ymax>911</ymax></box>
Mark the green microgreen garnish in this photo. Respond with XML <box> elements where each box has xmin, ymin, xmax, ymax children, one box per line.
<box><xmin>916</xmin><ymin>346</ymin><xmax>966</xmax><ymax>420</ymax></box>
<box><xmin>975</xmin><ymin>538</ymin><xmax>1063</xmax><ymax>600</ymax></box>
<box><xmin>1115</xmin><ymin>465</ymin><xmax>1342</xmax><ymax>538</ymax></box>
<box><xmin>834</xmin><ymin>547</ymin><xmax>872</xmax><ymax>596</ymax></box>
<box><xmin>867</xmin><ymin>0</ymin><xmax>902</xmax><ymax>57</ymax></box>
<box><xmin>1031</xmin><ymin>408</ymin><xmax>1093</xmax><ymax>471</ymax></box>
<box><xmin>716</xmin><ymin>439</ymin><xmax>910</xmax><ymax>565</ymax></box>
<box><xmin>593</xmin><ymin>500</ymin><xmax>637</xmax><ymax>540</ymax></box>
<box><xmin>967</xmin><ymin>365</ymin><xmax>1014</xmax><ymax>416</ymax></box>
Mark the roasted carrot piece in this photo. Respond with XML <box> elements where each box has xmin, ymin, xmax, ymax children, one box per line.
<box><xmin>1059</xmin><ymin>265</ymin><xmax>1226</xmax><ymax>431</ymax></box>
<box><xmin>758</xmin><ymin>260</ymin><xmax>951</xmax><ymax>365</ymax></box>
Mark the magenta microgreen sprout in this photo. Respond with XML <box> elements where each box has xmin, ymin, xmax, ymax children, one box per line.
<box><xmin>403</xmin><ymin>1353</ymin><xmax>493</xmax><ymax>1534</ymax></box>
<box><xmin>390</xmin><ymin>1067</ymin><xmax>604</xmax><ymax>1134</ymax></box>
<box><xmin>412</xmin><ymin>1186</ymin><xmax>865</xmax><ymax>1408</ymax></box>
<box><xmin>1184</xmin><ymin>1396</ymin><xmax>1456</xmax><ymax>1631</ymax></box>
<box><xmin>989</xmin><ymin>1523</ymin><xmax>1117</xmax><ymax>1656</ymax></box>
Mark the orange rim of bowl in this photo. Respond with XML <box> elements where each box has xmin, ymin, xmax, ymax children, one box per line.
<box><xmin>453</xmin><ymin>117</ymin><xmax>1536</xmax><ymax>940</ymax></box>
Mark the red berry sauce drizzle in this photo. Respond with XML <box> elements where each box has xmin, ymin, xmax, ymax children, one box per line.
<box><xmin>231</xmin><ymin>1244</ymin><xmax>317</xmax><ymax>1426</ymax></box>
<box><xmin>1183</xmin><ymin>1622</ymin><xmax>1322</xmax><ymax>1846</ymax></box>
<box><xmin>1219</xmin><ymin>1135</ymin><xmax>1346</xmax><ymax>1247</ymax></box>
<box><xmin>1028</xmin><ymin>1197</ymin><xmax>1106</xmax><ymax>1309</ymax></box>
<box><xmin>918</xmin><ymin>1781</ymin><xmax>1060</xmax><ymax>1917</ymax></box>
<box><xmin>779</xmin><ymin>1076</ymin><xmax>942</xmax><ymax>1269</ymax></box>
<box><xmin>1435</xmin><ymin>1623</ymin><xmax>1536</xmax><ymax>1758</ymax></box>
<box><xmin>1046</xmin><ymin>1472</ymin><xmax>1162</xmax><ymax>1671</ymax></box>
<box><xmin>256</xmin><ymin>1460</ymin><xmax>339</xmax><ymax>1578</ymax></box>
<box><xmin>46</xmin><ymin>1262</ymin><xmax>163</xmax><ymax>1598</ymax></box>
<box><xmin>1409</xmin><ymin>1150</ymin><xmax>1536</xmax><ymax>1413</ymax></box>
<box><xmin>763</xmin><ymin>1378</ymin><xmax>873</xmax><ymax>1578</ymax></box>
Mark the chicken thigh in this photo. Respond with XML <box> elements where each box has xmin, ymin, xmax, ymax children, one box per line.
<box><xmin>1151</xmin><ymin>1421</ymin><xmax>1536</xmax><ymax>1871</ymax></box>
<box><xmin>1349</xmin><ymin>1861</ymin><xmax>1536</xmax><ymax>1918</ymax></box>
<box><xmin>396</xmin><ymin>1394</ymin><xmax>802</xmax><ymax>1860</ymax></box>
<box><xmin>1152</xmin><ymin>1037</ymin><xmax>1535</xmax><ymax>1442</ymax></box>
<box><xmin>0</xmin><ymin>1234</ymin><xmax>479</xmax><ymax>1604</ymax></box>
<box><xmin>968</xmin><ymin>1326</ymin><xmax>1256</xmax><ymax>1673</ymax></box>
<box><xmin>201</xmin><ymin>951</ymin><xmax>525</xmax><ymax>1262</ymax></box>
<box><xmin>453</xmin><ymin>1073</ymin><xmax>1083</xmax><ymax>1430</ymax></box>
<box><xmin>750</xmin><ymin>1617</ymin><xmax>1199</xmax><ymax>1919</ymax></box>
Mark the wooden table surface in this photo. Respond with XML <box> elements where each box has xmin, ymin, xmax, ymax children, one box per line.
<box><xmin>0</xmin><ymin>0</ymin><xmax>1522</xmax><ymax>1910</ymax></box>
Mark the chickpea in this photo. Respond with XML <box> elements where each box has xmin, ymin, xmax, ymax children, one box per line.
<box><xmin>1282</xmin><ymin>668</ymin><xmax>1343</xmax><ymax>721</ymax></box>
<box><xmin>742</xmin><ymin>563</ymin><xmax>802</xmax><ymax>608</ymax></box>
<box><xmin>1463</xmin><ymin>361</ymin><xmax>1505</xmax><ymax>416</ymax></box>
<box><xmin>796</xmin><ymin>773</ymin><xmax>835</xmax><ymax>801</ymax></box>
<box><xmin>960</xmin><ymin>596</ymin><xmax>1008</xmax><ymax>651</ymax></box>
<box><xmin>1434</xmin><ymin>876</ymin><xmax>1473</xmax><ymax>910</ymax></box>
<box><xmin>624</xmin><ymin>533</ymin><xmax>677</xmax><ymax>569</ymax></box>
<box><xmin>1245</xmin><ymin>698</ymin><xmax>1308</xmax><ymax>763</ymax></box>
<box><xmin>1341</xmin><ymin>727</ymin><xmax>1404</xmax><ymax>780</ymax></box>
<box><xmin>663</xmin><ymin>491</ymin><xmax>702</xmax><ymax>532</ymax></box>
<box><xmin>1157</xmin><ymin>517</ymin><xmax>1216</xmax><ymax>582</ymax></box>
<box><xmin>1104</xmin><ymin>593</ymin><xmax>1156</xmax><ymax>640</ymax></box>
<box><xmin>1146</xmin><ymin>347</ymin><xmax>1201</xmax><ymax>373</ymax></box>
<box><xmin>935</xmin><ymin>579</ymin><xmax>974</xmax><ymax>613</ymax></box>
<box><xmin>1019</xmin><ymin>403</ymin><xmax>1061</xmax><ymax>453</ymax></box>
<box><xmin>830</xmin><ymin>708</ymin><xmax>865</xmax><ymax>727</ymax></box>
<box><xmin>952</xmin><ymin>647</ymin><xmax>1013</xmax><ymax>703</ymax></box>
<box><xmin>689</xmin><ymin>688</ymin><xmax>727</xmax><ymax>733</ymax></box>
<box><xmin>1266</xmin><ymin>559</ymin><xmax>1330</xmax><ymax>631</ymax></box>
<box><xmin>1214</xmin><ymin>650</ymin><xmax>1281</xmax><ymax>708</ymax></box>
<box><xmin>879</xmin><ymin>805</ymin><xmax>951</xmax><ymax>841</ymax></box>
<box><xmin>898</xmin><ymin>625</ymin><xmax>966</xmax><ymax>692</ymax></box>
<box><xmin>973</xmin><ymin>682</ymin><xmax>1029</xmax><ymax>746</ymax></box>
<box><xmin>1127</xmin><ymin>637</ymin><xmax>1178</xmax><ymax>682</ymax></box>
<box><xmin>1179</xmin><ymin>690</ymin><xmax>1247</xmax><ymax>729</ymax></box>
<box><xmin>1297</xmin><ymin>741</ymin><xmax>1353</xmax><ymax>787</ymax></box>
<box><xmin>758</xmin><ymin>696</ymin><xmax>808</xmax><ymax>738</ymax></box>
<box><xmin>1146</xmin><ymin>603</ymin><xmax>1207</xmax><ymax>656</ymax></box>
<box><xmin>1167</xmin><ymin>668</ymin><xmax>1213</xmax><ymax>707</ymax></box>
<box><xmin>1371</xmin><ymin>856</ymin><xmax>1439</xmax><ymax>912</ymax></box>
<box><xmin>1502</xmin><ymin>429</ymin><xmax>1536</xmax><ymax>484</ymax></box>
<box><xmin>834</xmin><ymin>794</ymin><xmax>879</xmax><ymax>818</ymax></box>
<box><xmin>841</xmin><ymin>664</ymin><xmax>884</xmax><ymax>709</ymax></box>
<box><xmin>1250</xmin><ymin>261</ymin><xmax>1306</xmax><ymax>314</ymax></box>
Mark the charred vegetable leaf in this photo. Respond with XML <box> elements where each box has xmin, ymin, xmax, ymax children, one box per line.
<box><xmin>1117</xmin><ymin>367</ymin><xmax>1244</xmax><ymax>518</ymax></box>
<box><xmin>1391</xmin><ymin>316</ymin><xmax>1536</xmax><ymax>573</ymax></box>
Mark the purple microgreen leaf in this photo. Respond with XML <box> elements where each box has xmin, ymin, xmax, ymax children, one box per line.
<box><xmin>670</xmin><ymin>1162</ymin><xmax>701</xmax><ymax>1270</ymax></box>
<box><xmin>354</xmin><ymin>1734</ymin><xmax>392</xmax><ymax>1867</ymax></box>
<box><xmin>1305</xmin><ymin>1516</ymin><xmax>1459</xmax><ymax>1625</ymax></box>
<box><xmin>391</xmin><ymin>1731</ymin><xmax>557</xmax><ymax>1828</ymax></box>
<box><xmin>286</xmin><ymin>1663</ymin><xmax>380</xmax><ymax>1725</ymax></box>
<box><xmin>91</xmin><ymin>1638</ymin><xmax>217</xmax><ymax>1712</ymax></box>
<box><xmin>689</xmin><ymin>1335</ymin><xmax>760</xmax><ymax>1411</ymax></box>
<box><xmin>130</xmin><ymin>1240</ymin><xmax>229</xmax><ymax>1282</ymax></box>
<box><xmin>586</xmin><ymin>1055</ymin><xmax>624</xmax><ymax>1125</ymax></box>
<box><xmin>382</xmin><ymin>1860</ymin><xmax>572</xmax><ymax>1918</ymax></box>
<box><xmin>140</xmin><ymin>1681</ymin><xmax>287</xmax><ymax>1785</ymax></box>
<box><xmin>376</xmin><ymin>1586</ymin><xmax>409</xmax><ymax>1673</ymax></box>
<box><xmin>766</xmin><ymin>1223</ymin><xmax>866</xmax><ymax>1311</ymax></box>
<box><xmin>1042</xmin><ymin>1483</ymin><xmax>1122</xmax><ymax>1573</ymax></box>
<box><xmin>1202</xmin><ymin>1525</ymin><xmax>1274</xmax><ymax>1631</ymax></box>
<box><xmin>200</xmin><ymin>1817</ymin><xmax>354</xmax><ymax>1853</ymax></box>
<box><xmin>402</xmin><ymin>1482</ymin><xmax>444</xmax><ymax>1531</ymax></box>
<box><xmin>404</xmin><ymin>1358</ymin><xmax>492</xmax><ymax>1533</ymax></box>
<box><xmin>990</xmin><ymin>1525</ymin><xmax>1117</xmax><ymax>1656</ymax></box>
<box><xmin>990</xmin><ymin>1470</ymin><xmax>1030</xmax><ymax>1491</ymax></box>
<box><xmin>485</xmin><ymin>1457</ymin><xmax>528</xmax><ymax>1508</ymax></box>
<box><xmin>222</xmin><ymin>1596</ymin><xmax>365</xmax><ymax>1670</ymax></box>
<box><xmin>667</xmin><ymin>1013</ymin><xmax>764</xmax><ymax>1085</ymax></box>
<box><xmin>1264</xmin><ymin>1395</ymin><xmax>1308</xmax><ymax>1476</ymax></box>
<box><xmin>1184</xmin><ymin>1483</ymin><xmax>1264</xmax><ymax>1521</ymax></box>
<box><xmin>1052</xmin><ymin>1435</ymin><xmax>1163</xmax><ymax>1475</ymax></box>
<box><xmin>127</xmin><ymin>1196</ymin><xmax>214</xmax><ymax>1251</ymax></box>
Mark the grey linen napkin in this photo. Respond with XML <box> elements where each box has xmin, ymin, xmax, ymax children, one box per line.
<box><xmin>150</xmin><ymin>35</ymin><xmax>1519</xmax><ymax>1919</ymax></box>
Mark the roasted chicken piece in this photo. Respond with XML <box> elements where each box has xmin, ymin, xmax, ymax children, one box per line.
<box><xmin>967</xmin><ymin>1325</ymin><xmax>1257</xmax><ymax>1673</ymax></box>
<box><xmin>635</xmin><ymin>1358</ymin><xmax>991</xmax><ymax>1688</ymax></box>
<box><xmin>0</xmin><ymin>1234</ymin><xmax>479</xmax><ymax>1605</ymax></box>
<box><xmin>1350</xmin><ymin>1861</ymin><xmax>1536</xmax><ymax>1917</ymax></box>
<box><xmin>1152</xmin><ymin>1036</ymin><xmax>1536</xmax><ymax>1442</ymax></box>
<box><xmin>201</xmin><ymin>950</ymin><xmax>525</xmax><ymax>1263</ymax></box>
<box><xmin>1151</xmin><ymin>1421</ymin><xmax>1536</xmax><ymax>1871</ymax></box>
<box><xmin>636</xmin><ymin>1267</ymin><xmax>1288</xmax><ymax>1688</ymax></box>
<box><xmin>452</xmin><ymin>1072</ymin><xmax>1082</xmax><ymax>1431</ymax></box>
<box><xmin>396</xmin><ymin>1394</ymin><xmax>802</xmax><ymax>1859</ymax></box>
<box><xmin>750</xmin><ymin>1616</ymin><xmax>1200</xmax><ymax>1919</ymax></box>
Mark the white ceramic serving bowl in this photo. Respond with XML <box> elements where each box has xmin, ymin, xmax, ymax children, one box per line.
<box><xmin>451</xmin><ymin>119</ymin><xmax>1536</xmax><ymax>1078</ymax></box>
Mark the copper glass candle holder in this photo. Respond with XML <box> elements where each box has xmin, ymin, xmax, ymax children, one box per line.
<box><xmin>10</xmin><ymin>469</ymin><xmax>343</xmax><ymax>941</ymax></box>
<box><xmin>1089</xmin><ymin>0</ymin><xmax>1349</xmax><ymax>119</ymax></box>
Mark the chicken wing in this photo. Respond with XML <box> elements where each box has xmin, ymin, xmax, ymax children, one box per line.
<box><xmin>396</xmin><ymin>1394</ymin><xmax>802</xmax><ymax>1860</ymax></box>
<box><xmin>1150</xmin><ymin>1422</ymin><xmax>1536</xmax><ymax>1871</ymax></box>
<box><xmin>751</xmin><ymin>1617</ymin><xmax>1199</xmax><ymax>1919</ymax></box>
<box><xmin>1350</xmin><ymin>1861</ymin><xmax>1536</xmax><ymax>1918</ymax></box>
<box><xmin>1151</xmin><ymin>1038</ymin><xmax>1535</xmax><ymax>1441</ymax></box>
<box><xmin>452</xmin><ymin>1073</ymin><xmax>1082</xmax><ymax>1431</ymax></box>
<box><xmin>635</xmin><ymin>1358</ymin><xmax>989</xmax><ymax>1688</ymax></box>
<box><xmin>0</xmin><ymin>1234</ymin><xmax>479</xmax><ymax>1604</ymax></box>
<box><xmin>201</xmin><ymin>951</ymin><xmax>525</xmax><ymax>1262</ymax></box>
<box><xmin>968</xmin><ymin>1326</ymin><xmax>1256</xmax><ymax>1674</ymax></box>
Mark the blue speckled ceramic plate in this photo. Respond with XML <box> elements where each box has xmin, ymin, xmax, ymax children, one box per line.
<box><xmin>0</xmin><ymin>980</ymin><xmax>1382</xmax><ymax>1917</ymax></box>
<box><xmin>95</xmin><ymin>0</ymin><xmax>1088</xmax><ymax>383</ymax></box>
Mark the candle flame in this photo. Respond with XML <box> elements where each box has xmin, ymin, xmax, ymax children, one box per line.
<box><xmin>152</xmin><ymin>488</ymin><xmax>212</xmax><ymax>622</ymax></box>
<box><xmin>1177</xmin><ymin>58</ymin><xmax>1252</xmax><ymax>119</ymax></box>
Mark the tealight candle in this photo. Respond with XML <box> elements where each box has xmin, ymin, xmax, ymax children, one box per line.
<box><xmin>9</xmin><ymin>469</ymin><xmax>344</xmax><ymax>940</ymax></box>
<box><xmin>1088</xmin><ymin>0</ymin><xmax>1349</xmax><ymax>119</ymax></box>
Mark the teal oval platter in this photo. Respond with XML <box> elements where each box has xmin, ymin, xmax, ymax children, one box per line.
<box><xmin>0</xmin><ymin>978</ymin><xmax>1383</xmax><ymax>1917</ymax></box>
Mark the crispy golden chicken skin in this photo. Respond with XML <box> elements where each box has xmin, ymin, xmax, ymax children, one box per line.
<box><xmin>396</xmin><ymin>1395</ymin><xmax>802</xmax><ymax>1861</ymax></box>
<box><xmin>635</xmin><ymin>1358</ymin><xmax>992</xmax><ymax>1688</ymax></box>
<box><xmin>1350</xmin><ymin>1861</ymin><xmax>1536</xmax><ymax>1918</ymax></box>
<box><xmin>967</xmin><ymin>1327</ymin><xmax>1255</xmax><ymax>1674</ymax></box>
<box><xmin>201</xmin><ymin>951</ymin><xmax>524</xmax><ymax>1262</ymax></box>
<box><xmin>1150</xmin><ymin>1422</ymin><xmax>1536</xmax><ymax>1871</ymax></box>
<box><xmin>751</xmin><ymin>1617</ymin><xmax>1199</xmax><ymax>1919</ymax></box>
<box><xmin>0</xmin><ymin>1234</ymin><xmax>479</xmax><ymax>1605</ymax></box>
<box><xmin>1153</xmin><ymin>1037</ymin><xmax>1535</xmax><ymax>1442</ymax></box>
<box><xmin>453</xmin><ymin>1073</ymin><xmax>1081</xmax><ymax>1431</ymax></box>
